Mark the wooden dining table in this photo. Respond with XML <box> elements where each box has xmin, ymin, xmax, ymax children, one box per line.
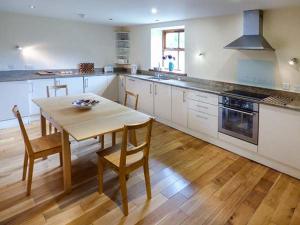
<box><xmin>33</xmin><ymin>93</ymin><xmax>151</xmax><ymax>193</ymax></box>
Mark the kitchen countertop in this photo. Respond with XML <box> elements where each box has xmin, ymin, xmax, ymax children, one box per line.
<box><xmin>124</xmin><ymin>74</ymin><xmax>300</xmax><ymax>112</ymax></box>
<box><xmin>0</xmin><ymin>70</ymin><xmax>115</xmax><ymax>82</ymax></box>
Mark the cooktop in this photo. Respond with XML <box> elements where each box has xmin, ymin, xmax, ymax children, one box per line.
<box><xmin>224</xmin><ymin>90</ymin><xmax>270</xmax><ymax>100</ymax></box>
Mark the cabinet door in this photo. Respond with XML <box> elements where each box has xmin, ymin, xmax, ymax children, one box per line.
<box><xmin>56</xmin><ymin>77</ymin><xmax>83</xmax><ymax>96</ymax></box>
<box><xmin>84</xmin><ymin>76</ymin><xmax>107</xmax><ymax>96</ymax></box>
<box><xmin>119</xmin><ymin>75</ymin><xmax>126</xmax><ymax>104</ymax></box>
<box><xmin>172</xmin><ymin>87</ymin><xmax>188</xmax><ymax>127</ymax></box>
<box><xmin>138</xmin><ymin>80</ymin><xmax>154</xmax><ymax>115</ymax></box>
<box><xmin>154</xmin><ymin>83</ymin><xmax>171</xmax><ymax>121</ymax></box>
<box><xmin>258</xmin><ymin>104</ymin><xmax>300</xmax><ymax>170</ymax></box>
<box><xmin>0</xmin><ymin>81</ymin><xmax>30</xmax><ymax>121</ymax></box>
<box><xmin>28</xmin><ymin>79</ymin><xmax>55</xmax><ymax>115</ymax></box>
<box><xmin>104</xmin><ymin>75</ymin><xmax>118</xmax><ymax>101</ymax></box>
<box><xmin>125</xmin><ymin>77</ymin><xmax>139</xmax><ymax>108</ymax></box>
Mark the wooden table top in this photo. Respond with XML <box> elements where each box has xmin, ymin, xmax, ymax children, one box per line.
<box><xmin>33</xmin><ymin>93</ymin><xmax>151</xmax><ymax>141</ymax></box>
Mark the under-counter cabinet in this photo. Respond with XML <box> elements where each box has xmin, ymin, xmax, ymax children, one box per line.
<box><xmin>0</xmin><ymin>81</ymin><xmax>30</xmax><ymax>122</ymax></box>
<box><xmin>104</xmin><ymin>75</ymin><xmax>118</xmax><ymax>101</ymax></box>
<box><xmin>84</xmin><ymin>76</ymin><xmax>107</xmax><ymax>95</ymax></box>
<box><xmin>28</xmin><ymin>79</ymin><xmax>55</xmax><ymax>116</ymax></box>
<box><xmin>258</xmin><ymin>104</ymin><xmax>300</xmax><ymax>170</ymax></box>
<box><xmin>187</xmin><ymin>90</ymin><xmax>218</xmax><ymax>138</ymax></box>
<box><xmin>137</xmin><ymin>80</ymin><xmax>154</xmax><ymax>115</ymax></box>
<box><xmin>154</xmin><ymin>83</ymin><xmax>172</xmax><ymax>121</ymax></box>
<box><xmin>56</xmin><ymin>77</ymin><xmax>84</xmax><ymax>96</ymax></box>
<box><xmin>118</xmin><ymin>75</ymin><xmax>126</xmax><ymax>104</ymax></box>
<box><xmin>171</xmin><ymin>87</ymin><xmax>188</xmax><ymax>127</ymax></box>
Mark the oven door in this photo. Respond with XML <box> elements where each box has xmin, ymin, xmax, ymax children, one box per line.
<box><xmin>218</xmin><ymin>105</ymin><xmax>258</xmax><ymax>145</ymax></box>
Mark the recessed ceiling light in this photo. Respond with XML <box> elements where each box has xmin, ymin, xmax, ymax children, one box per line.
<box><xmin>29</xmin><ymin>5</ymin><xmax>36</xmax><ymax>9</ymax></box>
<box><xmin>155</xmin><ymin>19</ymin><xmax>160</xmax><ymax>22</ymax></box>
<box><xmin>151</xmin><ymin>8</ymin><xmax>158</xmax><ymax>14</ymax></box>
<box><xmin>78</xmin><ymin>13</ymin><xmax>86</xmax><ymax>19</ymax></box>
<box><xmin>109</xmin><ymin>18</ymin><xmax>113</xmax><ymax>21</ymax></box>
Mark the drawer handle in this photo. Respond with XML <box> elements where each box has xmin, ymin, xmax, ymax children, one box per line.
<box><xmin>196</xmin><ymin>114</ymin><xmax>208</xmax><ymax>120</ymax></box>
<box><xmin>129</xmin><ymin>79</ymin><xmax>135</xmax><ymax>82</ymax></box>
<box><xmin>196</xmin><ymin>105</ymin><xmax>208</xmax><ymax>109</ymax></box>
<box><xmin>196</xmin><ymin>94</ymin><xmax>208</xmax><ymax>98</ymax></box>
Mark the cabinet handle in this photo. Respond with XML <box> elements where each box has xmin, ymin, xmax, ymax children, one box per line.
<box><xmin>196</xmin><ymin>94</ymin><xmax>208</xmax><ymax>98</ymax></box>
<box><xmin>150</xmin><ymin>84</ymin><xmax>152</xmax><ymax>94</ymax></box>
<box><xmin>154</xmin><ymin>85</ymin><xmax>157</xmax><ymax>95</ymax></box>
<box><xmin>183</xmin><ymin>91</ymin><xmax>186</xmax><ymax>102</ymax></box>
<box><xmin>196</xmin><ymin>104</ymin><xmax>208</xmax><ymax>109</ymax></box>
<box><xmin>86</xmin><ymin>78</ymin><xmax>89</xmax><ymax>88</ymax></box>
<box><xmin>196</xmin><ymin>114</ymin><xmax>208</xmax><ymax>120</ymax></box>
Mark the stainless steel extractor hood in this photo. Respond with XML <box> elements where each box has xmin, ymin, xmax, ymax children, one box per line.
<box><xmin>224</xmin><ymin>10</ymin><xmax>274</xmax><ymax>51</ymax></box>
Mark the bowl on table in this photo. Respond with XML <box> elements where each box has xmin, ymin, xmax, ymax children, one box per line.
<box><xmin>72</xmin><ymin>99</ymin><xmax>100</xmax><ymax>109</ymax></box>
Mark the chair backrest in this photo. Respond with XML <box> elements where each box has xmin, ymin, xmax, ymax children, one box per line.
<box><xmin>119</xmin><ymin>118</ymin><xmax>153</xmax><ymax>168</ymax></box>
<box><xmin>12</xmin><ymin>105</ymin><xmax>34</xmax><ymax>156</ymax></box>
<box><xmin>124</xmin><ymin>90</ymin><xmax>139</xmax><ymax>110</ymax></box>
<box><xmin>47</xmin><ymin>85</ymin><xmax>68</xmax><ymax>97</ymax></box>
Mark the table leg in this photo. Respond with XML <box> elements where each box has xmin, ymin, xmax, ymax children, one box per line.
<box><xmin>61</xmin><ymin>129</ymin><xmax>72</xmax><ymax>194</ymax></box>
<box><xmin>129</xmin><ymin>130</ymin><xmax>137</xmax><ymax>146</ymax></box>
<box><xmin>40</xmin><ymin>114</ymin><xmax>46</xmax><ymax>136</ymax></box>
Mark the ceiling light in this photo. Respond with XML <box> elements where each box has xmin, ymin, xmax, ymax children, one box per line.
<box><xmin>109</xmin><ymin>18</ymin><xmax>113</xmax><ymax>21</ymax></box>
<box><xmin>29</xmin><ymin>5</ymin><xmax>35</xmax><ymax>9</ymax></box>
<box><xmin>151</xmin><ymin>8</ymin><xmax>158</xmax><ymax>14</ymax></box>
<box><xmin>155</xmin><ymin>19</ymin><xmax>160</xmax><ymax>22</ymax></box>
<box><xmin>78</xmin><ymin>13</ymin><xmax>86</xmax><ymax>19</ymax></box>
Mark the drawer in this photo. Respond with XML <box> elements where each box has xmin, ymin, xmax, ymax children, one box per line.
<box><xmin>126</xmin><ymin>77</ymin><xmax>138</xmax><ymax>92</ymax></box>
<box><xmin>187</xmin><ymin>90</ymin><xmax>218</xmax><ymax>105</ymax></box>
<box><xmin>188</xmin><ymin>99</ymin><xmax>218</xmax><ymax>116</ymax></box>
<box><xmin>188</xmin><ymin>109</ymin><xmax>218</xmax><ymax>138</ymax></box>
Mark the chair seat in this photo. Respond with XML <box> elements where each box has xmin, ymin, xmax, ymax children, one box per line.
<box><xmin>97</xmin><ymin>144</ymin><xmax>144</xmax><ymax>168</ymax></box>
<box><xmin>31</xmin><ymin>133</ymin><xmax>62</xmax><ymax>154</ymax></box>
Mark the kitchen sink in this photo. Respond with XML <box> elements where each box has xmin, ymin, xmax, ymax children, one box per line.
<box><xmin>148</xmin><ymin>77</ymin><xmax>170</xmax><ymax>80</ymax></box>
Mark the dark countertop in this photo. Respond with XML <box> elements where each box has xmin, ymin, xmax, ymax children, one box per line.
<box><xmin>125</xmin><ymin>74</ymin><xmax>300</xmax><ymax>112</ymax></box>
<box><xmin>0</xmin><ymin>70</ymin><xmax>115</xmax><ymax>82</ymax></box>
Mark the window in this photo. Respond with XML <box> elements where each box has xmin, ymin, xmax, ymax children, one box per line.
<box><xmin>162</xmin><ymin>29</ymin><xmax>185</xmax><ymax>72</ymax></box>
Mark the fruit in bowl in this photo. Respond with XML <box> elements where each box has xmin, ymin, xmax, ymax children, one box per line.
<box><xmin>72</xmin><ymin>99</ymin><xmax>100</xmax><ymax>109</ymax></box>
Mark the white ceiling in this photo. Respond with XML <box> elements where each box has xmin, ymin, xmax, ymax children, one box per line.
<box><xmin>0</xmin><ymin>0</ymin><xmax>299</xmax><ymax>25</ymax></box>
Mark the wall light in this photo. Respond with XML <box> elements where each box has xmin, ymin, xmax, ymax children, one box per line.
<box><xmin>151</xmin><ymin>8</ymin><xmax>158</xmax><ymax>14</ymax></box>
<box><xmin>16</xmin><ymin>45</ymin><xmax>23</xmax><ymax>51</ymax></box>
<box><xmin>198</xmin><ymin>52</ymin><xmax>205</xmax><ymax>57</ymax></box>
<box><xmin>289</xmin><ymin>58</ymin><xmax>298</xmax><ymax>66</ymax></box>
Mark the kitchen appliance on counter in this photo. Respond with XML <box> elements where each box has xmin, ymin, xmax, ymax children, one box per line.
<box><xmin>218</xmin><ymin>90</ymin><xmax>269</xmax><ymax>145</ymax></box>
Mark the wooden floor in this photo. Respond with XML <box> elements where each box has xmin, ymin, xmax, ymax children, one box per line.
<box><xmin>1</xmin><ymin>121</ymin><xmax>300</xmax><ymax>225</ymax></box>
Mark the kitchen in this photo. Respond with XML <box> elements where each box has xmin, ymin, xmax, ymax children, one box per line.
<box><xmin>1</xmin><ymin>1</ymin><xmax>300</xmax><ymax>224</ymax></box>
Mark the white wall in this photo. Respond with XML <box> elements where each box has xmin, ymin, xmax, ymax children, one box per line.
<box><xmin>128</xmin><ymin>7</ymin><xmax>300</xmax><ymax>91</ymax></box>
<box><xmin>0</xmin><ymin>12</ymin><xmax>115</xmax><ymax>70</ymax></box>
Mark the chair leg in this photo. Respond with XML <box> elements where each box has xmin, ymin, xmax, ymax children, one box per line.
<box><xmin>22</xmin><ymin>152</ymin><xmax>28</xmax><ymax>180</ymax></box>
<box><xmin>99</xmin><ymin>135</ymin><xmax>104</xmax><ymax>149</ymax></box>
<box><xmin>59</xmin><ymin>152</ymin><xmax>63</xmax><ymax>167</ymax></box>
<box><xmin>112</xmin><ymin>132</ymin><xmax>116</xmax><ymax>146</ymax></box>
<box><xmin>98</xmin><ymin>158</ymin><xmax>104</xmax><ymax>194</ymax></box>
<box><xmin>119</xmin><ymin>173</ymin><xmax>129</xmax><ymax>216</ymax></box>
<box><xmin>49</xmin><ymin>123</ymin><xmax>52</xmax><ymax>134</ymax></box>
<box><xmin>55</xmin><ymin>128</ymin><xmax>58</xmax><ymax>133</ymax></box>
<box><xmin>143</xmin><ymin>160</ymin><xmax>152</xmax><ymax>199</ymax></box>
<box><xmin>27</xmin><ymin>159</ymin><xmax>34</xmax><ymax>195</ymax></box>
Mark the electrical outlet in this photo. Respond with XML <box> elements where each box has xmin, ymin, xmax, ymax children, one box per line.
<box><xmin>282</xmin><ymin>82</ymin><xmax>290</xmax><ymax>90</ymax></box>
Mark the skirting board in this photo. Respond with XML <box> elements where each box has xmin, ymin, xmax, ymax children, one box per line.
<box><xmin>155</xmin><ymin>116</ymin><xmax>300</xmax><ymax>180</ymax></box>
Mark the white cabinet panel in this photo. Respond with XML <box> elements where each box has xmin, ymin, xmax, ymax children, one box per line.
<box><xmin>84</xmin><ymin>76</ymin><xmax>107</xmax><ymax>96</ymax></box>
<box><xmin>119</xmin><ymin>75</ymin><xmax>126</xmax><ymax>104</ymax></box>
<box><xmin>125</xmin><ymin>77</ymin><xmax>139</xmax><ymax>108</ymax></box>
<box><xmin>28</xmin><ymin>79</ymin><xmax>55</xmax><ymax>115</ymax></box>
<box><xmin>172</xmin><ymin>87</ymin><xmax>188</xmax><ymax>127</ymax></box>
<box><xmin>56</xmin><ymin>77</ymin><xmax>83</xmax><ymax>96</ymax></box>
<box><xmin>0</xmin><ymin>81</ymin><xmax>30</xmax><ymax>121</ymax></box>
<box><xmin>188</xmin><ymin>99</ymin><xmax>218</xmax><ymax>116</ymax></box>
<box><xmin>137</xmin><ymin>80</ymin><xmax>154</xmax><ymax>115</ymax></box>
<box><xmin>154</xmin><ymin>83</ymin><xmax>172</xmax><ymax>121</ymax></box>
<box><xmin>104</xmin><ymin>75</ymin><xmax>118</xmax><ymax>101</ymax></box>
<box><xmin>258</xmin><ymin>104</ymin><xmax>300</xmax><ymax>170</ymax></box>
<box><xmin>187</xmin><ymin>90</ymin><xmax>218</xmax><ymax>105</ymax></box>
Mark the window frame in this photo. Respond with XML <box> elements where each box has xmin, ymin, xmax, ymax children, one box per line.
<box><xmin>162</xmin><ymin>29</ymin><xmax>185</xmax><ymax>71</ymax></box>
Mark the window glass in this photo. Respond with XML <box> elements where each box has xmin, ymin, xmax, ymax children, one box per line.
<box><xmin>166</xmin><ymin>32</ymin><xmax>179</xmax><ymax>49</ymax></box>
<box><xmin>179</xmin><ymin>32</ymin><xmax>185</xmax><ymax>49</ymax></box>
<box><xmin>179</xmin><ymin>51</ymin><xmax>185</xmax><ymax>72</ymax></box>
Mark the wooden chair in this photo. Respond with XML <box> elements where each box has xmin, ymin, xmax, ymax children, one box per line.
<box><xmin>12</xmin><ymin>105</ymin><xmax>63</xmax><ymax>195</ymax></box>
<box><xmin>97</xmin><ymin>118</ymin><xmax>153</xmax><ymax>216</ymax></box>
<box><xmin>46</xmin><ymin>85</ymin><xmax>68</xmax><ymax>134</ymax></box>
<box><xmin>111</xmin><ymin>90</ymin><xmax>139</xmax><ymax>146</ymax></box>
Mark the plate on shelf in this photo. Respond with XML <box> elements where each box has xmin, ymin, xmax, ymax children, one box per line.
<box><xmin>72</xmin><ymin>99</ymin><xmax>99</xmax><ymax>110</ymax></box>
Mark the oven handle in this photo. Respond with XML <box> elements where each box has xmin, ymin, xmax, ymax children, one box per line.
<box><xmin>220</xmin><ymin>106</ymin><xmax>256</xmax><ymax>116</ymax></box>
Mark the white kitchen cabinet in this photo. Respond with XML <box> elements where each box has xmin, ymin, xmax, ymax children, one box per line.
<box><xmin>258</xmin><ymin>104</ymin><xmax>300</xmax><ymax>170</ymax></box>
<box><xmin>137</xmin><ymin>80</ymin><xmax>154</xmax><ymax>115</ymax></box>
<box><xmin>0</xmin><ymin>81</ymin><xmax>30</xmax><ymax>121</ymax></box>
<box><xmin>84</xmin><ymin>76</ymin><xmax>107</xmax><ymax>96</ymax></box>
<box><xmin>55</xmin><ymin>77</ymin><xmax>83</xmax><ymax>96</ymax></box>
<box><xmin>104</xmin><ymin>75</ymin><xmax>118</xmax><ymax>101</ymax></box>
<box><xmin>119</xmin><ymin>75</ymin><xmax>126</xmax><ymax>104</ymax></box>
<box><xmin>154</xmin><ymin>83</ymin><xmax>172</xmax><ymax>121</ymax></box>
<box><xmin>28</xmin><ymin>79</ymin><xmax>55</xmax><ymax>115</ymax></box>
<box><xmin>172</xmin><ymin>87</ymin><xmax>188</xmax><ymax>127</ymax></box>
<box><xmin>125</xmin><ymin>77</ymin><xmax>139</xmax><ymax>108</ymax></box>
